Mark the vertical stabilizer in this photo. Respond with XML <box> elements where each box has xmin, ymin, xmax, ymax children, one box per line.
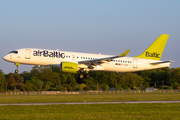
<box><xmin>134</xmin><ymin>34</ymin><xmax>169</xmax><ymax>61</ymax></box>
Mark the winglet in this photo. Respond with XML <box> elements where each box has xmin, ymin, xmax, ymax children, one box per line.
<box><xmin>119</xmin><ymin>49</ymin><xmax>131</xmax><ymax>57</ymax></box>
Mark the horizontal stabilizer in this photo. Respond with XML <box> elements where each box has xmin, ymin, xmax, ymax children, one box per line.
<box><xmin>150</xmin><ymin>61</ymin><xmax>174</xmax><ymax>65</ymax></box>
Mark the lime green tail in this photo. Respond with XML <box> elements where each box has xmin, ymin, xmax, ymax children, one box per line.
<box><xmin>134</xmin><ymin>34</ymin><xmax>169</xmax><ymax>61</ymax></box>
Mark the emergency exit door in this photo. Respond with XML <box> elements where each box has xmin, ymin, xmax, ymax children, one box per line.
<box><xmin>133</xmin><ymin>59</ymin><xmax>138</xmax><ymax>68</ymax></box>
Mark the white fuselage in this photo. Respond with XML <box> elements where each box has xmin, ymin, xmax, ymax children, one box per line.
<box><xmin>3</xmin><ymin>48</ymin><xmax>171</xmax><ymax>72</ymax></box>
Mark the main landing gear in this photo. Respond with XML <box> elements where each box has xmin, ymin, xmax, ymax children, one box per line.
<box><xmin>78</xmin><ymin>73</ymin><xmax>90</xmax><ymax>79</ymax></box>
<box><xmin>15</xmin><ymin>63</ymin><xmax>20</xmax><ymax>73</ymax></box>
<box><xmin>78</xmin><ymin>69</ymin><xmax>90</xmax><ymax>79</ymax></box>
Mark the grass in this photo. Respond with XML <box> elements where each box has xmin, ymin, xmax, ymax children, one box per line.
<box><xmin>0</xmin><ymin>92</ymin><xmax>179</xmax><ymax>103</ymax></box>
<box><xmin>0</xmin><ymin>103</ymin><xmax>179</xmax><ymax>119</ymax></box>
<box><xmin>0</xmin><ymin>92</ymin><xmax>179</xmax><ymax>119</ymax></box>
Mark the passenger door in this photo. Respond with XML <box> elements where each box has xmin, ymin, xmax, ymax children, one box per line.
<box><xmin>25</xmin><ymin>49</ymin><xmax>31</xmax><ymax>59</ymax></box>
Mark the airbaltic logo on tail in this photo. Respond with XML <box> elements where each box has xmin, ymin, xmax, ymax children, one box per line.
<box><xmin>146</xmin><ymin>51</ymin><xmax>160</xmax><ymax>58</ymax></box>
<box><xmin>33</xmin><ymin>50</ymin><xmax>65</xmax><ymax>58</ymax></box>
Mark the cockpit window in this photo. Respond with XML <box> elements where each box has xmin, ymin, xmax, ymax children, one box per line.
<box><xmin>9</xmin><ymin>51</ymin><xmax>18</xmax><ymax>54</ymax></box>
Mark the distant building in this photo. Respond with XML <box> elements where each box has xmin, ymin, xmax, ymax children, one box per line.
<box><xmin>145</xmin><ymin>88</ymin><xmax>157</xmax><ymax>92</ymax></box>
<box><xmin>109</xmin><ymin>88</ymin><xmax>116</xmax><ymax>91</ymax></box>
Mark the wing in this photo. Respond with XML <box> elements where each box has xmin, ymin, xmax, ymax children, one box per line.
<box><xmin>78</xmin><ymin>49</ymin><xmax>130</xmax><ymax>69</ymax></box>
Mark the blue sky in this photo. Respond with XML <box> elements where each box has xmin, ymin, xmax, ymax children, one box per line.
<box><xmin>0</xmin><ymin>0</ymin><xmax>180</xmax><ymax>74</ymax></box>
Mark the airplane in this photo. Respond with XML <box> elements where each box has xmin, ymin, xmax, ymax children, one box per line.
<box><xmin>3</xmin><ymin>34</ymin><xmax>173</xmax><ymax>79</ymax></box>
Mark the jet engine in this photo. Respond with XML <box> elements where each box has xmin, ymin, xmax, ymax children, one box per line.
<box><xmin>51</xmin><ymin>61</ymin><xmax>78</xmax><ymax>73</ymax></box>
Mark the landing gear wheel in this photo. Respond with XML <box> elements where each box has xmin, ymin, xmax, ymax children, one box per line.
<box><xmin>79</xmin><ymin>73</ymin><xmax>84</xmax><ymax>79</ymax></box>
<box><xmin>85</xmin><ymin>73</ymin><xmax>90</xmax><ymax>79</ymax></box>
<box><xmin>15</xmin><ymin>69</ymin><xmax>18</xmax><ymax>73</ymax></box>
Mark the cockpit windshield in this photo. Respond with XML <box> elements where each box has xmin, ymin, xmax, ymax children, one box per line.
<box><xmin>9</xmin><ymin>51</ymin><xmax>18</xmax><ymax>54</ymax></box>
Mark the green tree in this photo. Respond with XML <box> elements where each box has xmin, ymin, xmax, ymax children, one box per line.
<box><xmin>30</xmin><ymin>76</ymin><xmax>43</xmax><ymax>90</ymax></box>
<box><xmin>67</xmin><ymin>75</ymin><xmax>77</xmax><ymax>90</ymax></box>
<box><xmin>40</xmin><ymin>67</ymin><xmax>61</xmax><ymax>89</ymax></box>
<box><xmin>83</xmin><ymin>77</ymin><xmax>96</xmax><ymax>90</ymax></box>
<box><xmin>138</xmin><ymin>70</ymin><xmax>153</xmax><ymax>89</ymax></box>
<box><xmin>24</xmin><ymin>80</ymin><xmax>38</xmax><ymax>91</ymax></box>
<box><xmin>20</xmin><ymin>71</ymin><xmax>31</xmax><ymax>82</ymax></box>
<box><xmin>63</xmin><ymin>84</ymin><xmax>72</xmax><ymax>91</ymax></box>
<box><xmin>101</xmin><ymin>83</ymin><xmax>110</xmax><ymax>91</ymax></box>
<box><xmin>30</xmin><ymin>66</ymin><xmax>61</xmax><ymax>90</ymax></box>
<box><xmin>12</xmin><ymin>73</ymin><xmax>24</xmax><ymax>91</ymax></box>
<box><xmin>107</xmin><ymin>72</ymin><xmax>117</xmax><ymax>88</ymax></box>
<box><xmin>170</xmin><ymin>68</ymin><xmax>180</xmax><ymax>89</ymax></box>
<box><xmin>59</xmin><ymin>72</ymin><xmax>72</xmax><ymax>84</ymax></box>
<box><xmin>30</xmin><ymin>65</ymin><xmax>41</xmax><ymax>77</ymax></box>
<box><xmin>13</xmin><ymin>73</ymin><xmax>24</xmax><ymax>84</ymax></box>
<box><xmin>150</xmin><ymin>70</ymin><xmax>170</xmax><ymax>88</ymax></box>
<box><xmin>0</xmin><ymin>70</ymin><xmax>6</xmax><ymax>91</ymax></box>
<box><xmin>90</xmin><ymin>71</ymin><xmax>109</xmax><ymax>87</ymax></box>
<box><xmin>115</xmin><ymin>84</ymin><xmax>122</xmax><ymax>90</ymax></box>
<box><xmin>6</xmin><ymin>73</ymin><xmax>15</xmax><ymax>90</ymax></box>
<box><xmin>80</xmin><ymin>83</ymin><xmax>86</xmax><ymax>91</ymax></box>
<box><xmin>117</xmin><ymin>73</ymin><xmax>144</xmax><ymax>89</ymax></box>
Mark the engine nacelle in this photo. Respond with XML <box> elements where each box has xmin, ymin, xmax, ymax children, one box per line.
<box><xmin>51</xmin><ymin>61</ymin><xmax>78</xmax><ymax>73</ymax></box>
<box><xmin>51</xmin><ymin>66</ymin><xmax>60</xmax><ymax>73</ymax></box>
<box><xmin>60</xmin><ymin>61</ymin><xmax>78</xmax><ymax>73</ymax></box>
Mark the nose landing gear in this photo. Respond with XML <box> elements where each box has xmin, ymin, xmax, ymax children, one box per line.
<box><xmin>15</xmin><ymin>63</ymin><xmax>20</xmax><ymax>73</ymax></box>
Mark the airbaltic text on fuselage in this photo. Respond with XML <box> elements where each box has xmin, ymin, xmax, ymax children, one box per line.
<box><xmin>146</xmin><ymin>51</ymin><xmax>160</xmax><ymax>58</ymax></box>
<box><xmin>33</xmin><ymin>50</ymin><xmax>65</xmax><ymax>58</ymax></box>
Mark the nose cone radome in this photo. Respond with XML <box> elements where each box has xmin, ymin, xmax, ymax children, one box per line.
<box><xmin>3</xmin><ymin>55</ymin><xmax>10</xmax><ymax>62</ymax></box>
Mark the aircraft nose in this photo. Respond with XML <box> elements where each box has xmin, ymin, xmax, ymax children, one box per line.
<box><xmin>3</xmin><ymin>55</ymin><xmax>9</xmax><ymax>61</ymax></box>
